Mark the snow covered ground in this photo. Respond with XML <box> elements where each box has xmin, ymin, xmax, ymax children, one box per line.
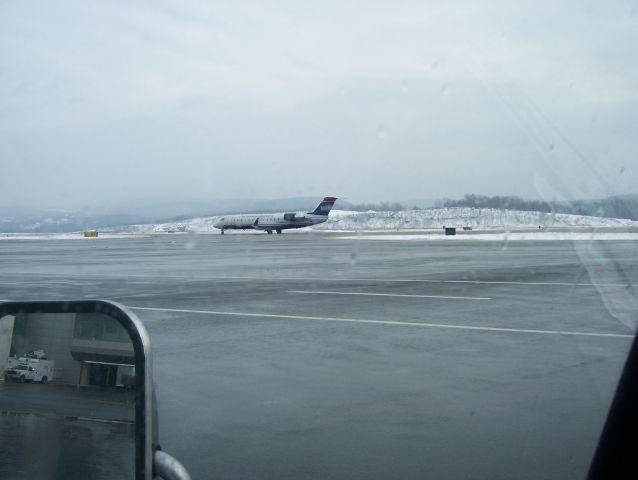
<box><xmin>3</xmin><ymin>207</ymin><xmax>638</xmax><ymax>241</ymax></box>
<box><xmin>317</xmin><ymin>208</ymin><xmax>638</xmax><ymax>230</ymax></box>
<box><xmin>0</xmin><ymin>233</ymin><xmax>149</xmax><ymax>240</ymax></box>
<box><xmin>113</xmin><ymin>207</ymin><xmax>638</xmax><ymax>234</ymax></box>
<box><xmin>337</xmin><ymin>232</ymin><xmax>638</xmax><ymax>242</ymax></box>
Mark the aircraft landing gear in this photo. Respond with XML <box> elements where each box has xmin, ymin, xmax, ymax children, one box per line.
<box><xmin>276</xmin><ymin>229</ymin><xmax>282</xmax><ymax>234</ymax></box>
<box><xmin>266</xmin><ymin>230</ymin><xmax>273</xmax><ymax>234</ymax></box>
<box><xmin>220</xmin><ymin>230</ymin><xmax>224</xmax><ymax>235</ymax></box>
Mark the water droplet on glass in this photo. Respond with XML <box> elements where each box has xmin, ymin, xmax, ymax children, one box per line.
<box><xmin>185</xmin><ymin>232</ymin><xmax>197</xmax><ymax>249</ymax></box>
<box><xmin>501</xmin><ymin>230</ymin><xmax>511</xmax><ymax>250</ymax></box>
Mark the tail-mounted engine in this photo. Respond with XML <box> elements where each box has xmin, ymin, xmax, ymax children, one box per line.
<box><xmin>284</xmin><ymin>213</ymin><xmax>306</xmax><ymax>221</ymax></box>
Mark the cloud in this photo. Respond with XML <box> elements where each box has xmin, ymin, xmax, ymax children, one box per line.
<box><xmin>1</xmin><ymin>0</ymin><xmax>637</xmax><ymax>208</ymax></box>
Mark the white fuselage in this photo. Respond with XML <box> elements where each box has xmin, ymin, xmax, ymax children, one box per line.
<box><xmin>213</xmin><ymin>211</ymin><xmax>328</xmax><ymax>232</ymax></box>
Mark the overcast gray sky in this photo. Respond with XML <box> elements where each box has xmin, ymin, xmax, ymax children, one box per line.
<box><xmin>1</xmin><ymin>0</ymin><xmax>637</xmax><ymax>211</ymax></box>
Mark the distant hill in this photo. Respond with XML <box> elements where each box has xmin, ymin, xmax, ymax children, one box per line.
<box><xmin>314</xmin><ymin>208</ymin><xmax>638</xmax><ymax>230</ymax></box>
<box><xmin>0</xmin><ymin>198</ymin><xmax>324</xmax><ymax>233</ymax></box>
<box><xmin>0</xmin><ymin>212</ymin><xmax>152</xmax><ymax>234</ymax></box>
<box><xmin>439</xmin><ymin>194</ymin><xmax>638</xmax><ymax>221</ymax></box>
<box><xmin>107</xmin><ymin>207</ymin><xmax>638</xmax><ymax>234</ymax></box>
<box><xmin>0</xmin><ymin>197</ymin><xmax>413</xmax><ymax>233</ymax></box>
<box><xmin>2</xmin><ymin>194</ymin><xmax>637</xmax><ymax>233</ymax></box>
<box><xmin>566</xmin><ymin>194</ymin><xmax>638</xmax><ymax>220</ymax></box>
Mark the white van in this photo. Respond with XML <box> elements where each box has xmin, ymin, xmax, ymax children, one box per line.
<box><xmin>5</xmin><ymin>359</ymin><xmax>54</xmax><ymax>383</ymax></box>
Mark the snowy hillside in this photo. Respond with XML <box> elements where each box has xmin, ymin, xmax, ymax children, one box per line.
<box><xmin>110</xmin><ymin>207</ymin><xmax>638</xmax><ymax>233</ymax></box>
<box><xmin>314</xmin><ymin>208</ymin><xmax>638</xmax><ymax>230</ymax></box>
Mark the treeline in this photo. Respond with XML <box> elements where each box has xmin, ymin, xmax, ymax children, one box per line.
<box><xmin>340</xmin><ymin>201</ymin><xmax>408</xmax><ymax>212</ymax></box>
<box><xmin>436</xmin><ymin>193</ymin><xmax>638</xmax><ymax>220</ymax></box>
<box><xmin>438</xmin><ymin>194</ymin><xmax>553</xmax><ymax>213</ymax></box>
<box><xmin>569</xmin><ymin>196</ymin><xmax>638</xmax><ymax>220</ymax></box>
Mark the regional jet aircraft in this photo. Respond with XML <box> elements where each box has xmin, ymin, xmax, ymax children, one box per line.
<box><xmin>213</xmin><ymin>197</ymin><xmax>338</xmax><ymax>234</ymax></box>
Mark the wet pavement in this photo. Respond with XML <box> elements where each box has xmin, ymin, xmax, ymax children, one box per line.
<box><xmin>0</xmin><ymin>383</ymin><xmax>135</xmax><ymax>479</ymax></box>
<box><xmin>0</xmin><ymin>232</ymin><xmax>636</xmax><ymax>479</ymax></box>
<box><xmin>0</xmin><ymin>412</ymin><xmax>135</xmax><ymax>480</ymax></box>
<box><xmin>0</xmin><ymin>383</ymin><xmax>134</xmax><ymax>422</ymax></box>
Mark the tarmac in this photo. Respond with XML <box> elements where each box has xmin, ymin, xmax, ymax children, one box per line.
<box><xmin>0</xmin><ymin>231</ymin><xmax>636</xmax><ymax>479</ymax></box>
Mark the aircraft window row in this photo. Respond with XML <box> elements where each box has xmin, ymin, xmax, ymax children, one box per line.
<box><xmin>218</xmin><ymin>216</ymin><xmax>284</xmax><ymax>223</ymax></box>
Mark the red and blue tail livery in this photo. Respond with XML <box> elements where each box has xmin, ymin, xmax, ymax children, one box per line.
<box><xmin>310</xmin><ymin>197</ymin><xmax>338</xmax><ymax>216</ymax></box>
<box><xmin>213</xmin><ymin>196</ymin><xmax>338</xmax><ymax>235</ymax></box>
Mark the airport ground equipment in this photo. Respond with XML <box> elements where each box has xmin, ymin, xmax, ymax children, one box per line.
<box><xmin>5</xmin><ymin>356</ymin><xmax>54</xmax><ymax>383</ymax></box>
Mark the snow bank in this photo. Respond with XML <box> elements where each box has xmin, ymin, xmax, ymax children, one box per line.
<box><xmin>106</xmin><ymin>207</ymin><xmax>638</xmax><ymax>234</ymax></box>
<box><xmin>313</xmin><ymin>208</ymin><xmax>638</xmax><ymax>230</ymax></box>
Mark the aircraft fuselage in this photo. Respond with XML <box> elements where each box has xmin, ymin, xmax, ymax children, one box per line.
<box><xmin>213</xmin><ymin>197</ymin><xmax>337</xmax><ymax>234</ymax></box>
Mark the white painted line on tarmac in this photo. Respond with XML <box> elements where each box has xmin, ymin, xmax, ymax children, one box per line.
<box><xmin>406</xmin><ymin>279</ymin><xmax>631</xmax><ymax>287</ymax></box>
<box><xmin>288</xmin><ymin>290</ymin><xmax>491</xmax><ymax>300</ymax></box>
<box><xmin>0</xmin><ymin>281</ymin><xmax>85</xmax><ymax>287</ymax></box>
<box><xmin>2</xmin><ymin>271</ymin><xmax>631</xmax><ymax>287</ymax></box>
<box><xmin>212</xmin><ymin>276</ymin><xmax>631</xmax><ymax>288</ymax></box>
<box><xmin>127</xmin><ymin>306</ymin><xmax>634</xmax><ymax>339</ymax></box>
<box><xmin>71</xmin><ymin>416</ymin><xmax>134</xmax><ymax>425</ymax></box>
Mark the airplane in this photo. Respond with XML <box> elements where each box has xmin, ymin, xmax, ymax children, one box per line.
<box><xmin>213</xmin><ymin>196</ymin><xmax>338</xmax><ymax>234</ymax></box>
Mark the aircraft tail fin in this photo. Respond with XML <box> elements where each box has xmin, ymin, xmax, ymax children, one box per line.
<box><xmin>310</xmin><ymin>196</ymin><xmax>338</xmax><ymax>216</ymax></box>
